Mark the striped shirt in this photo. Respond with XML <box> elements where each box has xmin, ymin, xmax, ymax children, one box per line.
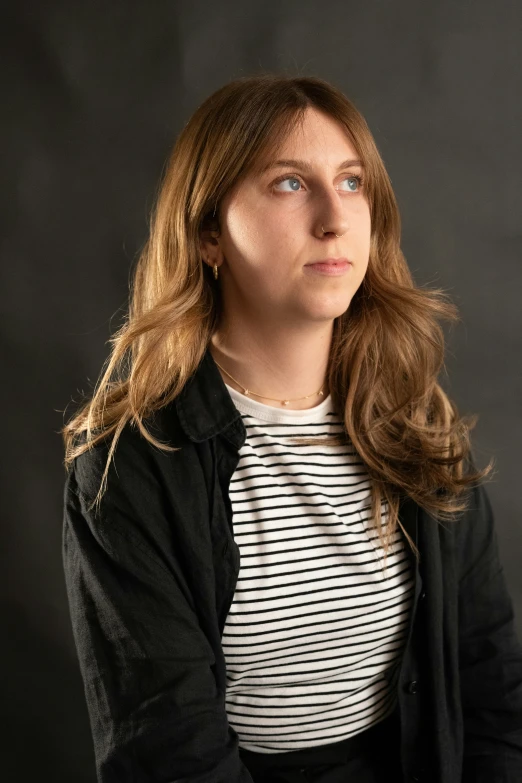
<box><xmin>222</xmin><ymin>383</ymin><xmax>415</xmax><ymax>753</ymax></box>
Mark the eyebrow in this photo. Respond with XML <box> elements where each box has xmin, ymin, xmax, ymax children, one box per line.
<box><xmin>260</xmin><ymin>158</ymin><xmax>364</xmax><ymax>174</ymax></box>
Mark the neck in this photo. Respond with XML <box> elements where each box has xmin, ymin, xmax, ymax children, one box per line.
<box><xmin>209</xmin><ymin>316</ymin><xmax>333</xmax><ymax>410</ymax></box>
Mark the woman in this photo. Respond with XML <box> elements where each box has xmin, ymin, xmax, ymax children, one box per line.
<box><xmin>61</xmin><ymin>74</ymin><xmax>522</xmax><ymax>783</ymax></box>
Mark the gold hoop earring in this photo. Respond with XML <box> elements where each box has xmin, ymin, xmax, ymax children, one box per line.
<box><xmin>213</xmin><ymin>263</ymin><xmax>219</xmax><ymax>280</ymax></box>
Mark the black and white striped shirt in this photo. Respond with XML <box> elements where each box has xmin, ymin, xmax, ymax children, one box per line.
<box><xmin>222</xmin><ymin>384</ymin><xmax>415</xmax><ymax>753</ymax></box>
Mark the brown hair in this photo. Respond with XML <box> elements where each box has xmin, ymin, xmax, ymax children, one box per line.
<box><xmin>61</xmin><ymin>72</ymin><xmax>493</xmax><ymax>563</ymax></box>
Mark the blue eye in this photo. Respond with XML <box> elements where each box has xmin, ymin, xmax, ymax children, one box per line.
<box><xmin>342</xmin><ymin>175</ymin><xmax>363</xmax><ymax>191</ymax></box>
<box><xmin>274</xmin><ymin>176</ymin><xmax>302</xmax><ymax>191</ymax></box>
<box><xmin>272</xmin><ymin>173</ymin><xmax>364</xmax><ymax>193</ymax></box>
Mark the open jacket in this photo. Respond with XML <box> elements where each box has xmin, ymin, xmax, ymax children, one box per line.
<box><xmin>62</xmin><ymin>347</ymin><xmax>522</xmax><ymax>783</ymax></box>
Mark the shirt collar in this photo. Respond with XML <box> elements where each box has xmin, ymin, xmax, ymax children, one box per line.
<box><xmin>175</xmin><ymin>346</ymin><xmax>246</xmax><ymax>446</ymax></box>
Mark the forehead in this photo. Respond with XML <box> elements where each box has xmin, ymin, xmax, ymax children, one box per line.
<box><xmin>254</xmin><ymin>108</ymin><xmax>360</xmax><ymax>173</ymax></box>
<box><xmin>284</xmin><ymin>108</ymin><xmax>354</xmax><ymax>147</ymax></box>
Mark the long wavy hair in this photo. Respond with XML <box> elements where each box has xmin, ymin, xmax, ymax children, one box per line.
<box><xmin>61</xmin><ymin>72</ymin><xmax>493</xmax><ymax>563</ymax></box>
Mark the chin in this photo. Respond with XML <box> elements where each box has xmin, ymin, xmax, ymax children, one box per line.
<box><xmin>303</xmin><ymin>297</ymin><xmax>353</xmax><ymax>321</ymax></box>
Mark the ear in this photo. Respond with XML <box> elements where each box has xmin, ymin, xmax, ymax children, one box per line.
<box><xmin>199</xmin><ymin>226</ymin><xmax>224</xmax><ymax>271</ymax></box>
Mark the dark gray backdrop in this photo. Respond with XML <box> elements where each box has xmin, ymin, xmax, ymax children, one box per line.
<box><xmin>3</xmin><ymin>2</ymin><xmax>521</xmax><ymax>780</ymax></box>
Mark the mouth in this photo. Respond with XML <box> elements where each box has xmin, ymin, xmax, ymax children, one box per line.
<box><xmin>304</xmin><ymin>258</ymin><xmax>352</xmax><ymax>276</ymax></box>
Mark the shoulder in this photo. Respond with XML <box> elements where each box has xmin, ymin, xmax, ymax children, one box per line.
<box><xmin>453</xmin><ymin>479</ymin><xmax>498</xmax><ymax>581</ymax></box>
<box><xmin>449</xmin><ymin>452</ymin><xmax>498</xmax><ymax>579</ymax></box>
<box><xmin>70</xmin><ymin>399</ymin><xmax>193</xmax><ymax>507</ymax></box>
<box><xmin>417</xmin><ymin>453</ymin><xmax>498</xmax><ymax>581</ymax></box>
<box><xmin>63</xmin><ymin>399</ymin><xmax>214</xmax><ymax>573</ymax></box>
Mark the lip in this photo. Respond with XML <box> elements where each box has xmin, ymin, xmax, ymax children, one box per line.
<box><xmin>304</xmin><ymin>257</ymin><xmax>352</xmax><ymax>276</ymax></box>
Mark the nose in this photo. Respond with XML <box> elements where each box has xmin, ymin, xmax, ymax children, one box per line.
<box><xmin>315</xmin><ymin>187</ymin><xmax>349</xmax><ymax>239</ymax></box>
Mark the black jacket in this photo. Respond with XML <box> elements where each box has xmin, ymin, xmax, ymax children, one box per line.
<box><xmin>62</xmin><ymin>347</ymin><xmax>522</xmax><ymax>783</ymax></box>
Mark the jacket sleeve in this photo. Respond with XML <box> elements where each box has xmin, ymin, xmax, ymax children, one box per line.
<box><xmin>62</xmin><ymin>436</ymin><xmax>254</xmax><ymax>783</ymax></box>
<box><xmin>458</xmin><ymin>480</ymin><xmax>522</xmax><ymax>782</ymax></box>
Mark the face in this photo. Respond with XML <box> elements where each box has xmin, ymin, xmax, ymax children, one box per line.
<box><xmin>201</xmin><ymin>106</ymin><xmax>372</xmax><ymax>328</ymax></box>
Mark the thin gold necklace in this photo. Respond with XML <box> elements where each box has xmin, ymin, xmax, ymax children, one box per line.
<box><xmin>213</xmin><ymin>358</ymin><xmax>325</xmax><ymax>407</ymax></box>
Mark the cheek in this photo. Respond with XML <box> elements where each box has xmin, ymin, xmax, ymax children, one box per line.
<box><xmin>352</xmin><ymin>198</ymin><xmax>371</xmax><ymax>226</ymax></box>
<box><xmin>355</xmin><ymin>208</ymin><xmax>372</xmax><ymax>251</ymax></box>
<box><xmin>225</xmin><ymin>207</ymin><xmax>262</xmax><ymax>258</ymax></box>
<box><xmin>224</xmin><ymin>205</ymin><xmax>288</xmax><ymax>266</ymax></box>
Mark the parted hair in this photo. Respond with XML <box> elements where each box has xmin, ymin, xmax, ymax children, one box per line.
<box><xmin>61</xmin><ymin>72</ymin><xmax>493</xmax><ymax>563</ymax></box>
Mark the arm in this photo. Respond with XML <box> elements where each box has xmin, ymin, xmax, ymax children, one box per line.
<box><xmin>62</xmin><ymin>436</ymin><xmax>254</xmax><ymax>783</ymax></box>
<box><xmin>458</xmin><ymin>480</ymin><xmax>522</xmax><ymax>782</ymax></box>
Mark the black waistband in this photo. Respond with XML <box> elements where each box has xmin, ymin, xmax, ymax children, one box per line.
<box><xmin>238</xmin><ymin>702</ymin><xmax>401</xmax><ymax>771</ymax></box>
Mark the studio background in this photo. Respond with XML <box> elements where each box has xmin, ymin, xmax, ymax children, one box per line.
<box><xmin>3</xmin><ymin>2</ymin><xmax>521</xmax><ymax>780</ymax></box>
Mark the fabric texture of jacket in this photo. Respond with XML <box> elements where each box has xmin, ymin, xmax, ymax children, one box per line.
<box><xmin>62</xmin><ymin>347</ymin><xmax>522</xmax><ymax>783</ymax></box>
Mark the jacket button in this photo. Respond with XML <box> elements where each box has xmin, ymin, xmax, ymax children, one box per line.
<box><xmin>406</xmin><ymin>680</ymin><xmax>418</xmax><ymax>694</ymax></box>
<box><xmin>420</xmin><ymin>590</ymin><xmax>426</xmax><ymax>600</ymax></box>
